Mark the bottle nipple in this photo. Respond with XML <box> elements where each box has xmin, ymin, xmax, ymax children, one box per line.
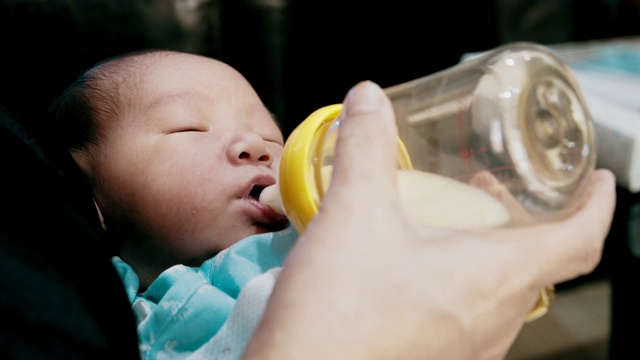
<box><xmin>259</xmin><ymin>184</ymin><xmax>285</xmax><ymax>215</ymax></box>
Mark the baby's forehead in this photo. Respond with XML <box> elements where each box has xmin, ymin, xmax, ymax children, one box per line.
<box><xmin>98</xmin><ymin>51</ymin><xmax>213</xmax><ymax>85</ymax></box>
<box><xmin>95</xmin><ymin>52</ymin><xmax>196</xmax><ymax>100</ymax></box>
<box><xmin>97</xmin><ymin>51</ymin><xmax>280</xmax><ymax>127</ymax></box>
<box><xmin>136</xmin><ymin>53</ymin><xmax>242</xmax><ymax>90</ymax></box>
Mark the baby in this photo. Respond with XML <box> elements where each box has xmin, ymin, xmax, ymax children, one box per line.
<box><xmin>48</xmin><ymin>49</ymin><xmax>297</xmax><ymax>359</ymax></box>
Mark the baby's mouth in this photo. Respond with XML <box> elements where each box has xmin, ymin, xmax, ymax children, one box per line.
<box><xmin>241</xmin><ymin>176</ymin><xmax>271</xmax><ymax>203</ymax></box>
<box><xmin>248</xmin><ymin>185</ymin><xmax>265</xmax><ymax>201</ymax></box>
<box><xmin>243</xmin><ymin>180</ymin><xmax>289</xmax><ymax>228</ymax></box>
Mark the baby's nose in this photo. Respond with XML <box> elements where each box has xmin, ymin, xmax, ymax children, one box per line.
<box><xmin>228</xmin><ymin>133</ymin><xmax>272</xmax><ymax>165</ymax></box>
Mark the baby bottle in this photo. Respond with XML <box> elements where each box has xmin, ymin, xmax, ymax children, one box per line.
<box><xmin>260</xmin><ymin>42</ymin><xmax>596</xmax><ymax>322</ymax></box>
<box><xmin>262</xmin><ymin>42</ymin><xmax>595</xmax><ymax>232</ymax></box>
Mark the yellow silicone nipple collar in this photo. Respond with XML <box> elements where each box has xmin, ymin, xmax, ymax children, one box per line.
<box><xmin>279</xmin><ymin>104</ymin><xmax>411</xmax><ymax>233</ymax></box>
<box><xmin>279</xmin><ymin>105</ymin><xmax>341</xmax><ymax>233</ymax></box>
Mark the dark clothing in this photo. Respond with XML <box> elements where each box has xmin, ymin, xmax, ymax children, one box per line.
<box><xmin>0</xmin><ymin>106</ymin><xmax>140</xmax><ymax>359</ymax></box>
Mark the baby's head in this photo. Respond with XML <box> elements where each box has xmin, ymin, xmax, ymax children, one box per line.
<box><xmin>49</xmin><ymin>50</ymin><xmax>288</xmax><ymax>287</ymax></box>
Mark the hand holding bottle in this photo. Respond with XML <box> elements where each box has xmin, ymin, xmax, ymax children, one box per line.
<box><xmin>243</xmin><ymin>81</ymin><xmax>616</xmax><ymax>359</ymax></box>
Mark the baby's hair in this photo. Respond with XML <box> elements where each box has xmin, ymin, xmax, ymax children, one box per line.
<box><xmin>47</xmin><ymin>49</ymin><xmax>178</xmax><ymax>152</ymax></box>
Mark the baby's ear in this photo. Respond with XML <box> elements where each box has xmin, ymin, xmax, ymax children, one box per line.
<box><xmin>70</xmin><ymin>149</ymin><xmax>92</xmax><ymax>175</ymax></box>
<box><xmin>93</xmin><ymin>199</ymin><xmax>107</xmax><ymax>230</ymax></box>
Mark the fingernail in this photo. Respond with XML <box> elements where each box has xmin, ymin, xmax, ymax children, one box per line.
<box><xmin>343</xmin><ymin>81</ymin><xmax>384</xmax><ymax>117</ymax></box>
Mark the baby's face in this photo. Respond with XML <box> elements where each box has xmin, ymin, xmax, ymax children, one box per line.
<box><xmin>89</xmin><ymin>53</ymin><xmax>287</xmax><ymax>267</ymax></box>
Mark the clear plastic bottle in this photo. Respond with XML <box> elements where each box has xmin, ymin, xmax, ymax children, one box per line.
<box><xmin>267</xmin><ymin>42</ymin><xmax>595</xmax><ymax>234</ymax></box>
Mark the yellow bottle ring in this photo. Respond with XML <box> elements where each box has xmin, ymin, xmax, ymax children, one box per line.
<box><xmin>279</xmin><ymin>104</ymin><xmax>412</xmax><ymax>233</ymax></box>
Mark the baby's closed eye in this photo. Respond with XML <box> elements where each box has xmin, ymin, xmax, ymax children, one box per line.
<box><xmin>166</xmin><ymin>126</ymin><xmax>209</xmax><ymax>134</ymax></box>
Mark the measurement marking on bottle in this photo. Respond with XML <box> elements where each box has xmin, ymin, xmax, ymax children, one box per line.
<box><xmin>456</xmin><ymin>89</ymin><xmax>470</xmax><ymax>171</ymax></box>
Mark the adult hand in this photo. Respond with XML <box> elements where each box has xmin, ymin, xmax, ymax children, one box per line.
<box><xmin>243</xmin><ymin>81</ymin><xmax>616</xmax><ymax>359</ymax></box>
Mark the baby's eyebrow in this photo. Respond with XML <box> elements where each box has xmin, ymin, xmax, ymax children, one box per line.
<box><xmin>268</xmin><ymin>110</ymin><xmax>282</xmax><ymax>131</ymax></box>
<box><xmin>144</xmin><ymin>90</ymin><xmax>201</xmax><ymax>109</ymax></box>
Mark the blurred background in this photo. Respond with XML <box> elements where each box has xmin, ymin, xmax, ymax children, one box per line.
<box><xmin>1</xmin><ymin>1</ymin><xmax>639</xmax><ymax>359</ymax></box>
<box><xmin>2</xmin><ymin>0</ymin><xmax>639</xmax><ymax>137</ymax></box>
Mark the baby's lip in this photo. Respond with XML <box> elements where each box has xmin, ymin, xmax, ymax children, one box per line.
<box><xmin>259</xmin><ymin>204</ymin><xmax>289</xmax><ymax>228</ymax></box>
<box><xmin>242</xmin><ymin>174</ymin><xmax>276</xmax><ymax>201</ymax></box>
<box><xmin>242</xmin><ymin>175</ymin><xmax>289</xmax><ymax>227</ymax></box>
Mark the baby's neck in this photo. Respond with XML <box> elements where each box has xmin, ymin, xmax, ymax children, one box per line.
<box><xmin>119</xmin><ymin>248</ymin><xmax>170</xmax><ymax>291</ymax></box>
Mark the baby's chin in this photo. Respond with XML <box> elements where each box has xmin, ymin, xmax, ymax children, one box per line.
<box><xmin>225</xmin><ymin>221</ymin><xmax>290</xmax><ymax>247</ymax></box>
<box><xmin>253</xmin><ymin>220</ymin><xmax>290</xmax><ymax>234</ymax></box>
<box><xmin>196</xmin><ymin>222</ymin><xmax>292</xmax><ymax>264</ymax></box>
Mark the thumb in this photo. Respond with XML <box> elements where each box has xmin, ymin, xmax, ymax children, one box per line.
<box><xmin>326</xmin><ymin>81</ymin><xmax>398</xmax><ymax>202</ymax></box>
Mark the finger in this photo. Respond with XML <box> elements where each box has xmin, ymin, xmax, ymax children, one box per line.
<box><xmin>327</xmin><ymin>81</ymin><xmax>398</xmax><ymax>202</ymax></box>
<box><xmin>502</xmin><ymin>169</ymin><xmax>616</xmax><ymax>286</ymax></box>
